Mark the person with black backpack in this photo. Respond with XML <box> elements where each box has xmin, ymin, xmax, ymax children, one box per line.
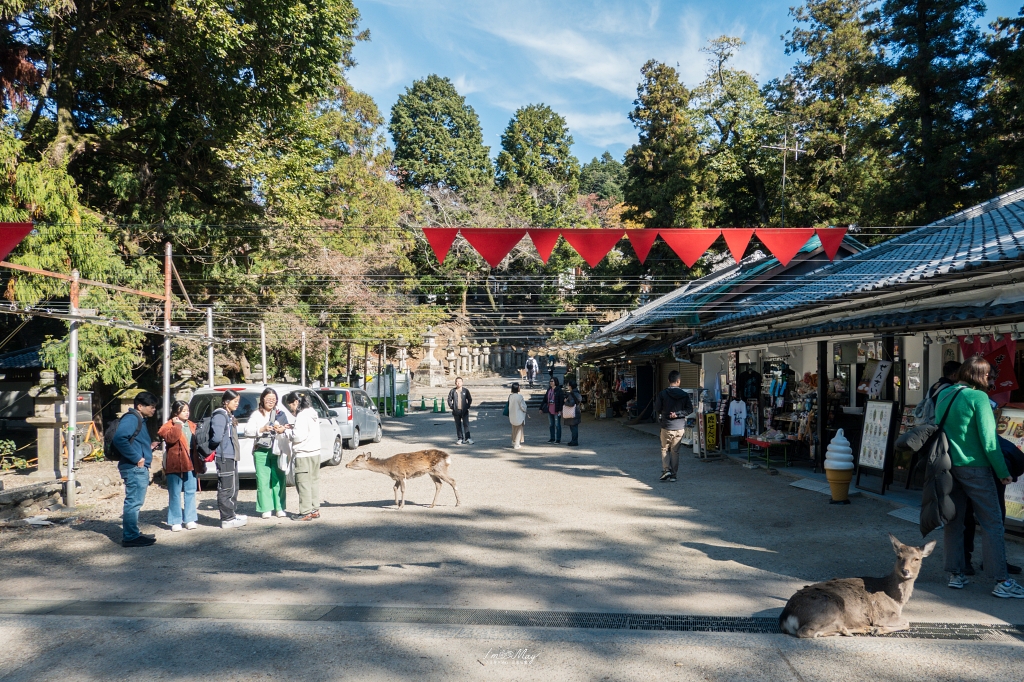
<box><xmin>112</xmin><ymin>392</ymin><xmax>159</xmax><ymax>547</ymax></box>
<box><xmin>209</xmin><ymin>389</ymin><xmax>246</xmax><ymax>529</ymax></box>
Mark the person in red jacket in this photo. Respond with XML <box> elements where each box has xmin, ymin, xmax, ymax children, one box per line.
<box><xmin>158</xmin><ymin>400</ymin><xmax>198</xmax><ymax>532</ymax></box>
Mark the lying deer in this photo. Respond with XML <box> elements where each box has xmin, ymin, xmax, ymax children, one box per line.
<box><xmin>779</xmin><ymin>533</ymin><xmax>935</xmax><ymax>638</ymax></box>
<box><xmin>346</xmin><ymin>450</ymin><xmax>461</xmax><ymax>509</ymax></box>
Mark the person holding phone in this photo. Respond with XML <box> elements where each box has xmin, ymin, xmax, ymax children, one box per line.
<box><xmin>244</xmin><ymin>387</ymin><xmax>289</xmax><ymax>519</ymax></box>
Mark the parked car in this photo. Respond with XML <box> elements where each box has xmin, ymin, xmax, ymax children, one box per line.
<box><xmin>188</xmin><ymin>384</ymin><xmax>344</xmax><ymax>481</ymax></box>
<box><xmin>316</xmin><ymin>387</ymin><xmax>383</xmax><ymax>450</ymax></box>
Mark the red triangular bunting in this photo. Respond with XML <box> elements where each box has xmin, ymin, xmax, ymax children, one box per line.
<box><xmin>421</xmin><ymin>227</ymin><xmax>460</xmax><ymax>265</ymax></box>
<box><xmin>626</xmin><ymin>230</ymin><xmax>659</xmax><ymax>264</ymax></box>
<box><xmin>815</xmin><ymin>227</ymin><xmax>848</xmax><ymax>261</ymax></box>
<box><xmin>0</xmin><ymin>223</ymin><xmax>33</xmax><ymax>262</ymax></box>
<box><xmin>527</xmin><ymin>229</ymin><xmax>561</xmax><ymax>264</ymax></box>
<box><xmin>460</xmin><ymin>228</ymin><xmax>527</xmax><ymax>268</ymax></box>
<box><xmin>658</xmin><ymin>229</ymin><xmax>722</xmax><ymax>268</ymax></box>
<box><xmin>755</xmin><ymin>228</ymin><xmax>815</xmax><ymax>267</ymax></box>
<box><xmin>720</xmin><ymin>228</ymin><xmax>755</xmax><ymax>264</ymax></box>
<box><xmin>560</xmin><ymin>229</ymin><xmax>625</xmax><ymax>268</ymax></box>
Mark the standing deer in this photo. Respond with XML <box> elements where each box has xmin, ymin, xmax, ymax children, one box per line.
<box><xmin>346</xmin><ymin>449</ymin><xmax>460</xmax><ymax>509</ymax></box>
<box><xmin>779</xmin><ymin>534</ymin><xmax>936</xmax><ymax>638</ymax></box>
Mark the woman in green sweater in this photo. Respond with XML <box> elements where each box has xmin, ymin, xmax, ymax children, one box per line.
<box><xmin>937</xmin><ymin>356</ymin><xmax>1023</xmax><ymax>598</ymax></box>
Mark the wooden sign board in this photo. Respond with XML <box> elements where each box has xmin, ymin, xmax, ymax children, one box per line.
<box><xmin>856</xmin><ymin>400</ymin><xmax>899</xmax><ymax>495</ymax></box>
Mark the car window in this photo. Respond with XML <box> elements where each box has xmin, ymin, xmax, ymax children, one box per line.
<box><xmin>188</xmin><ymin>394</ymin><xmax>212</xmax><ymax>422</ymax></box>
<box><xmin>304</xmin><ymin>391</ymin><xmax>330</xmax><ymax>419</ymax></box>
<box><xmin>318</xmin><ymin>390</ymin><xmax>347</xmax><ymax>407</ymax></box>
<box><xmin>188</xmin><ymin>392</ymin><xmax>258</xmax><ymax>422</ymax></box>
<box><xmin>355</xmin><ymin>391</ymin><xmax>369</xmax><ymax>408</ymax></box>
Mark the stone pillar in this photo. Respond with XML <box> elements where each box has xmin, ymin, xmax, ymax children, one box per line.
<box><xmin>172</xmin><ymin>368</ymin><xmax>198</xmax><ymax>404</ymax></box>
<box><xmin>445</xmin><ymin>339</ymin><xmax>457</xmax><ymax>377</ymax></box>
<box><xmin>396</xmin><ymin>335</ymin><xmax>409</xmax><ymax>373</ymax></box>
<box><xmin>481</xmin><ymin>341</ymin><xmax>490</xmax><ymax>373</ymax></box>
<box><xmin>26</xmin><ymin>370</ymin><xmax>67</xmax><ymax>481</ymax></box>
<box><xmin>458</xmin><ymin>336</ymin><xmax>470</xmax><ymax>374</ymax></box>
<box><xmin>471</xmin><ymin>342</ymin><xmax>481</xmax><ymax>373</ymax></box>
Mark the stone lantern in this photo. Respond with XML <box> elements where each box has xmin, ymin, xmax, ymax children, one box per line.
<box><xmin>445</xmin><ymin>338</ymin><xmax>457</xmax><ymax>377</ymax></box>
<box><xmin>458</xmin><ymin>336</ymin><xmax>470</xmax><ymax>374</ymax></box>
<box><xmin>396</xmin><ymin>335</ymin><xmax>409</xmax><ymax>373</ymax></box>
<box><xmin>471</xmin><ymin>341</ymin><xmax>481</xmax><ymax>373</ymax></box>
<box><xmin>481</xmin><ymin>340</ymin><xmax>491</xmax><ymax>373</ymax></box>
<box><xmin>415</xmin><ymin>327</ymin><xmax>446</xmax><ymax>387</ymax></box>
<box><xmin>26</xmin><ymin>370</ymin><xmax>67</xmax><ymax>482</ymax></box>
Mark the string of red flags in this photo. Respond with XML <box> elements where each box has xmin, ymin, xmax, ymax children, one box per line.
<box><xmin>422</xmin><ymin>226</ymin><xmax>848</xmax><ymax>269</ymax></box>
<box><xmin>0</xmin><ymin>223</ymin><xmax>35</xmax><ymax>262</ymax></box>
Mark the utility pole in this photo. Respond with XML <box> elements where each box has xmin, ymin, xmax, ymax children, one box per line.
<box><xmin>207</xmin><ymin>307</ymin><xmax>215</xmax><ymax>388</ymax></box>
<box><xmin>301</xmin><ymin>331</ymin><xmax>307</xmax><ymax>387</ymax></box>
<box><xmin>163</xmin><ymin>243</ymin><xmax>172</xmax><ymax>426</ymax></box>
<box><xmin>323</xmin><ymin>341</ymin><xmax>329</xmax><ymax>387</ymax></box>
<box><xmin>65</xmin><ymin>270</ymin><xmax>80</xmax><ymax>508</ymax></box>
<box><xmin>761</xmin><ymin>126</ymin><xmax>803</xmax><ymax>228</ymax></box>
<box><xmin>260</xmin><ymin>322</ymin><xmax>268</xmax><ymax>385</ymax></box>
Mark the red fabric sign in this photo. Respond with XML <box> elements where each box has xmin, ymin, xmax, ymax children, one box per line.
<box><xmin>421</xmin><ymin>228</ymin><xmax>460</xmax><ymax>265</ymax></box>
<box><xmin>985</xmin><ymin>344</ymin><xmax>1019</xmax><ymax>395</ymax></box>
<box><xmin>561</xmin><ymin>229</ymin><xmax>625</xmax><ymax>268</ymax></box>
<box><xmin>720</xmin><ymin>228</ymin><xmax>754</xmax><ymax>264</ymax></box>
<box><xmin>626</xmin><ymin>230</ymin><xmax>659</xmax><ymax>264</ymax></box>
<box><xmin>815</xmin><ymin>227</ymin><xmax>847</xmax><ymax>261</ymax></box>
<box><xmin>755</xmin><ymin>228</ymin><xmax>815</xmax><ymax>266</ymax></box>
<box><xmin>527</xmin><ymin>230</ymin><xmax>561</xmax><ymax>264</ymax></box>
<box><xmin>461</xmin><ymin>229</ymin><xmax>527</xmax><ymax>268</ymax></box>
<box><xmin>658</xmin><ymin>229</ymin><xmax>721</xmax><ymax>268</ymax></box>
<box><xmin>0</xmin><ymin>223</ymin><xmax>33</xmax><ymax>262</ymax></box>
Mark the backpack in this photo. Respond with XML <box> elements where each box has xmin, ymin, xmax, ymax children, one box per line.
<box><xmin>193</xmin><ymin>408</ymin><xmax>230</xmax><ymax>464</ymax></box>
<box><xmin>103</xmin><ymin>409</ymin><xmax>144</xmax><ymax>462</ymax></box>
<box><xmin>919</xmin><ymin>387</ymin><xmax>964</xmax><ymax>537</ymax></box>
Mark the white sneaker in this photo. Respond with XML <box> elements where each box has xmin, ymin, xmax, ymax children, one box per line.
<box><xmin>235</xmin><ymin>514</ymin><xmax>248</xmax><ymax>522</ymax></box>
<box><xmin>993</xmin><ymin>579</ymin><xmax>1024</xmax><ymax>598</ymax></box>
<box><xmin>185</xmin><ymin>522</ymin><xmax>197</xmax><ymax>530</ymax></box>
<box><xmin>466</xmin><ymin>438</ymin><xmax>474</xmax><ymax>445</ymax></box>
<box><xmin>513</xmin><ymin>444</ymin><xmax>521</xmax><ymax>449</ymax></box>
<box><xmin>261</xmin><ymin>511</ymin><xmax>272</xmax><ymax>519</ymax></box>
<box><xmin>170</xmin><ymin>524</ymin><xmax>182</xmax><ymax>532</ymax></box>
<box><xmin>221</xmin><ymin>517</ymin><xmax>247</xmax><ymax>529</ymax></box>
<box><xmin>276</xmin><ymin>511</ymin><xmax>287</xmax><ymax>518</ymax></box>
<box><xmin>456</xmin><ymin>439</ymin><xmax>463</xmax><ymax>445</ymax></box>
<box><xmin>948</xmin><ymin>573</ymin><xmax>970</xmax><ymax>589</ymax></box>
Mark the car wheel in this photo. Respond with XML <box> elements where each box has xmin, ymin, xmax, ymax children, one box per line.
<box><xmin>346</xmin><ymin>427</ymin><xmax>360</xmax><ymax>450</ymax></box>
<box><xmin>372</xmin><ymin>421</ymin><xmax>383</xmax><ymax>443</ymax></box>
<box><xmin>330</xmin><ymin>437</ymin><xmax>343</xmax><ymax>465</ymax></box>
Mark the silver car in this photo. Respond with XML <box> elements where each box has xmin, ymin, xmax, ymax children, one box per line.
<box><xmin>189</xmin><ymin>384</ymin><xmax>344</xmax><ymax>481</ymax></box>
<box><xmin>316</xmin><ymin>388</ymin><xmax>383</xmax><ymax>450</ymax></box>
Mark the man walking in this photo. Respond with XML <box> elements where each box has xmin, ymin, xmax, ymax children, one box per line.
<box><xmin>113</xmin><ymin>392</ymin><xmax>160</xmax><ymax>547</ymax></box>
<box><xmin>653</xmin><ymin>371</ymin><xmax>693</xmax><ymax>482</ymax></box>
<box><xmin>526</xmin><ymin>356</ymin><xmax>539</xmax><ymax>387</ymax></box>
<box><xmin>448</xmin><ymin>377</ymin><xmax>473</xmax><ymax>445</ymax></box>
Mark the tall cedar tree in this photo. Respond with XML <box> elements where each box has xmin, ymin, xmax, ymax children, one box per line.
<box><xmin>389</xmin><ymin>74</ymin><xmax>493</xmax><ymax>190</ymax></box>
<box><xmin>868</xmin><ymin>0</ymin><xmax>987</xmax><ymax>223</ymax></box>
<box><xmin>580</xmin><ymin>152</ymin><xmax>627</xmax><ymax>202</ymax></box>
<box><xmin>781</xmin><ymin>0</ymin><xmax>893</xmax><ymax>227</ymax></box>
<box><xmin>982</xmin><ymin>10</ymin><xmax>1024</xmax><ymax>195</ymax></box>
<box><xmin>622</xmin><ymin>60</ymin><xmax>702</xmax><ymax>228</ymax></box>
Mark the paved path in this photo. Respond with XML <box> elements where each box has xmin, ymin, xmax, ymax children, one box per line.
<box><xmin>0</xmin><ymin>372</ymin><xmax>1022</xmax><ymax>680</ymax></box>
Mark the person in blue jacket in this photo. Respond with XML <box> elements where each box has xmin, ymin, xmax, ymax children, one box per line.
<box><xmin>113</xmin><ymin>392</ymin><xmax>159</xmax><ymax>547</ymax></box>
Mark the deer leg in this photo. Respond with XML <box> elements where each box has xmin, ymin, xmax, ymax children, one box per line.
<box><xmin>870</xmin><ymin>618</ymin><xmax>910</xmax><ymax>636</ymax></box>
<box><xmin>393</xmin><ymin>480</ymin><xmax>400</xmax><ymax>507</ymax></box>
<box><xmin>438</xmin><ymin>473</ymin><xmax>460</xmax><ymax>506</ymax></box>
<box><xmin>398</xmin><ymin>478</ymin><xmax>407</xmax><ymax>509</ymax></box>
<box><xmin>429</xmin><ymin>475</ymin><xmax>443</xmax><ymax>508</ymax></box>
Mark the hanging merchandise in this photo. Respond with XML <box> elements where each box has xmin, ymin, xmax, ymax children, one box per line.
<box><xmin>737</xmin><ymin>368</ymin><xmax>762</xmax><ymax>399</ymax></box>
<box><xmin>728</xmin><ymin>399</ymin><xmax>747</xmax><ymax>436</ymax></box>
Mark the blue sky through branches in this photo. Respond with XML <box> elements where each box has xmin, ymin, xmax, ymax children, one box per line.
<box><xmin>349</xmin><ymin>0</ymin><xmax>1024</xmax><ymax>163</ymax></box>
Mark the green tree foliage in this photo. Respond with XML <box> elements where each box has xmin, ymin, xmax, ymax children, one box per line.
<box><xmin>580</xmin><ymin>152</ymin><xmax>627</xmax><ymax>202</ymax></box>
<box><xmin>622</xmin><ymin>60</ymin><xmax>703</xmax><ymax>228</ymax></box>
<box><xmin>981</xmin><ymin>10</ymin><xmax>1024</xmax><ymax>195</ymax></box>
<box><xmin>389</xmin><ymin>75</ymin><xmax>493</xmax><ymax>191</ymax></box>
<box><xmin>868</xmin><ymin>0</ymin><xmax>987</xmax><ymax>223</ymax></box>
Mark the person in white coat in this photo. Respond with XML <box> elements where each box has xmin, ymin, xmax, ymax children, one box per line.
<box><xmin>508</xmin><ymin>382</ymin><xmax>529</xmax><ymax>449</ymax></box>
<box><xmin>284</xmin><ymin>392</ymin><xmax>322</xmax><ymax>521</ymax></box>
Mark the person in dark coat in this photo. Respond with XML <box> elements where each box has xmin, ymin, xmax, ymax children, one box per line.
<box><xmin>113</xmin><ymin>392</ymin><xmax>160</xmax><ymax>547</ymax></box>
<box><xmin>563</xmin><ymin>378</ymin><xmax>583</xmax><ymax>446</ymax></box>
<box><xmin>652</xmin><ymin>370</ymin><xmax>694</xmax><ymax>482</ymax></box>
<box><xmin>447</xmin><ymin>377</ymin><xmax>473</xmax><ymax>445</ymax></box>
<box><xmin>540</xmin><ymin>376</ymin><xmax>565</xmax><ymax>443</ymax></box>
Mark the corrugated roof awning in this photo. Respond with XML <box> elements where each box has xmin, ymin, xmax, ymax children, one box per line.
<box><xmin>690</xmin><ymin>299</ymin><xmax>1024</xmax><ymax>352</ymax></box>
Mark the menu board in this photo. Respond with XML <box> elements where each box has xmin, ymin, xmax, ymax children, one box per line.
<box><xmin>994</xmin><ymin>408</ymin><xmax>1024</xmax><ymax>523</ymax></box>
<box><xmin>859</xmin><ymin>401</ymin><xmax>895</xmax><ymax>470</ymax></box>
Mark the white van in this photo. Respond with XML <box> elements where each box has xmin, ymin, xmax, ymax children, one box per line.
<box><xmin>188</xmin><ymin>384</ymin><xmax>344</xmax><ymax>481</ymax></box>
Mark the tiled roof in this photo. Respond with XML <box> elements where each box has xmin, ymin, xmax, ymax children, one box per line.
<box><xmin>0</xmin><ymin>345</ymin><xmax>40</xmax><ymax>369</ymax></box>
<box><xmin>690</xmin><ymin>299</ymin><xmax>1024</xmax><ymax>353</ymax></box>
<box><xmin>703</xmin><ymin>187</ymin><xmax>1024</xmax><ymax>331</ymax></box>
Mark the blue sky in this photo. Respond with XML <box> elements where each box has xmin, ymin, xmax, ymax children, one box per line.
<box><xmin>347</xmin><ymin>0</ymin><xmax>1024</xmax><ymax>164</ymax></box>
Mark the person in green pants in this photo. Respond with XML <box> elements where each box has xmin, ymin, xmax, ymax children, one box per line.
<box><xmin>243</xmin><ymin>387</ymin><xmax>289</xmax><ymax>518</ymax></box>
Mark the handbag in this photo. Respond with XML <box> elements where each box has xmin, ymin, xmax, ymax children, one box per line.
<box><xmin>561</xmin><ymin>403</ymin><xmax>576</xmax><ymax>420</ymax></box>
<box><xmin>502</xmin><ymin>399</ymin><xmax>510</xmax><ymax>417</ymax></box>
<box><xmin>1000</xmin><ymin>436</ymin><xmax>1024</xmax><ymax>480</ymax></box>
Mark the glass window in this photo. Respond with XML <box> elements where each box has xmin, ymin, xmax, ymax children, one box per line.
<box><xmin>304</xmin><ymin>391</ymin><xmax>330</xmax><ymax>419</ymax></box>
<box><xmin>188</xmin><ymin>392</ymin><xmax>258</xmax><ymax>422</ymax></box>
<box><xmin>317</xmin><ymin>390</ymin><xmax>348</xmax><ymax>407</ymax></box>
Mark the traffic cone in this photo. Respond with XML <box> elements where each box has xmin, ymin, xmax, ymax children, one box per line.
<box><xmin>432</xmin><ymin>397</ymin><xmax>439</xmax><ymax>413</ymax></box>
<box><xmin>440</xmin><ymin>398</ymin><xmax>446</xmax><ymax>413</ymax></box>
<box><xmin>420</xmin><ymin>395</ymin><xmax>426</xmax><ymax>410</ymax></box>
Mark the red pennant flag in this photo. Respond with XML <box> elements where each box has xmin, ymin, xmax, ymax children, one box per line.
<box><xmin>527</xmin><ymin>229</ymin><xmax>561</xmax><ymax>264</ymax></box>
<box><xmin>421</xmin><ymin>227</ymin><xmax>460</xmax><ymax>265</ymax></box>
<box><xmin>720</xmin><ymin>228</ymin><xmax>755</xmax><ymax>264</ymax></box>
<box><xmin>626</xmin><ymin>230</ymin><xmax>659</xmax><ymax>264</ymax></box>
<box><xmin>460</xmin><ymin>228</ymin><xmax>527</xmax><ymax>268</ymax></box>
<box><xmin>755</xmin><ymin>228</ymin><xmax>815</xmax><ymax>266</ymax></box>
<box><xmin>815</xmin><ymin>227</ymin><xmax>847</xmax><ymax>261</ymax></box>
<box><xmin>0</xmin><ymin>223</ymin><xmax>33</xmax><ymax>262</ymax></box>
<box><xmin>658</xmin><ymin>229</ymin><xmax>722</xmax><ymax>267</ymax></box>
<box><xmin>561</xmin><ymin>229</ymin><xmax>625</xmax><ymax>268</ymax></box>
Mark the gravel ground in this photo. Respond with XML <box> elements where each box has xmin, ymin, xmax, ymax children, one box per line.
<box><xmin>0</xmin><ymin>374</ymin><xmax>1021</xmax><ymax>680</ymax></box>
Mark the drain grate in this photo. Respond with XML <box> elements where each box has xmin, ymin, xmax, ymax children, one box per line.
<box><xmin>0</xmin><ymin>599</ymin><xmax>1019</xmax><ymax>641</ymax></box>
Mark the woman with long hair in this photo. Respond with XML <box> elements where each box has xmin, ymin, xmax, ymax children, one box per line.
<box><xmin>158</xmin><ymin>400</ymin><xmax>197</xmax><ymax>531</ymax></box>
<box><xmin>243</xmin><ymin>387</ymin><xmax>289</xmax><ymax>519</ymax></box>
<box><xmin>563</xmin><ymin>377</ymin><xmax>583</xmax><ymax>447</ymax></box>
<box><xmin>540</xmin><ymin>376</ymin><xmax>564</xmax><ymax>443</ymax></box>
<box><xmin>285</xmin><ymin>392</ymin><xmax>322</xmax><ymax>521</ymax></box>
<box><xmin>938</xmin><ymin>356</ymin><xmax>1023</xmax><ymax>598</ymax></box>
<box><xmin>210</xmin><ymin>389</ymin><xmax>246</xmax><ymax>529</ymax></box>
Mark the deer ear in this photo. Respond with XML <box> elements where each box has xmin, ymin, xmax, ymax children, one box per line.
<box><xmin>920</xmin><ymin>540</ymin><xmax>936</xmax><ymax>557</ymax></box>
<box><xmin>889</xmin><ymin>533</ymin><xmax>902</xmax><ymax>553</ymax></box>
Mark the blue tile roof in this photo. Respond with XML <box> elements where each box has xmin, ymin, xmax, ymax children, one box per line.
<box><xmin>0</xmin><ymin>345</ymin><xmax>41</xmax><ymax>369</ymax></box>
<box><xmin>704</xmin><ymin>186</ymin><xmax>1024</xmax><ymax>331</ymax></box>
